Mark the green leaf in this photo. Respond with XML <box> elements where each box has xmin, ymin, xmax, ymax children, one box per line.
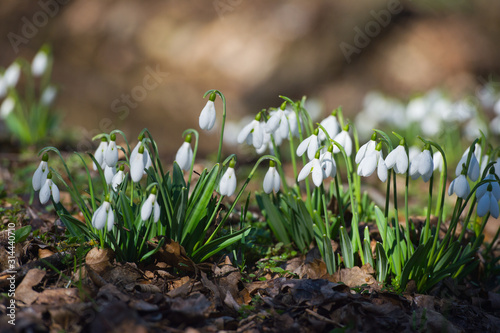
<box><xmin>256</xmin><ymin>193</ymin><xmax>291</xmax><ymax>244</ymax></box>
<box><xmin>375</xmin><ymin>242</ymin><xmax>388</xmax><ymax>282</ymax></box>
<box><xmin>14</xmin><ymin>225</ymin><xmax>32</xmax><ymax>243</ymax></box>
<box><xmin>340</xmin><ymin>226</ymin><xmax>354</xmax><ymax>268</ymax></box>
<box><xmin>192</xmin><ymin>227</ymin><xmax>251</xmax><ymax>262</ymax></box>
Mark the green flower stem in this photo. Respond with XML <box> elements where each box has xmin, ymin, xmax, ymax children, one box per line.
<box><xmin>205</xmin><ymin>155</ymin><xmax>281</xmax><ymax>245</ymax></box>
<box><xmin>287</xmin><ymin>127</ymin><xmax>299</xmax><ymax>188</ymax></box>
<box><xmin>392</xmin><ymin>169</ymin><xmax>403</xmax><ymax>265</ymax></box>
<box><xmin>458</xmin><ymin>197</ymin><xmax>477</xmax><ymax>243</ymax></box>
<box><xmin>384</xmin><ymin>171</ymin><xmax>392</xmax><ymax>219</ymax></box>
<box><xmin>404</xmin><ymin>170</ymin><xmax>414</xmax><ymax>257</ymax></box>
<box><xmin>352</xmin><ymin>124</ymin><xmax>362</xmax><ymax>213</ymax></box>
<box><xmin>334</xmin><ymin>169</ymin><xmax>345</xmax><ymax>228</ymax></box>
<box><xmin>204</xmin><ymin>89</ymin><xmax>226</xmax><ymax>165</ymax></box>
<box><xmin>422</xmin><ymin>174</ymin><xmax>434</xmax><ymax>243</ymax></box>
<box><xmin>320</xmin><ymin>184</ymin><xmax>331</xmax><ymax>238</ymax></box>
<box><xmin>182</xmin><ymin>129</ymin><xmax>199</xmax><ymax>187</ymax></box>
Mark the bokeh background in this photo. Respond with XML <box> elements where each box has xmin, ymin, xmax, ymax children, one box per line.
<box><xmin>1</xmin><ymin>0</ymin><xmax>499</xmax><ymax>158</ymax></box>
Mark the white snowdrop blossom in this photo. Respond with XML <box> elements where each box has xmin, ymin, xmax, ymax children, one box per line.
<box><xmin>298</xmin><ymin>154</ymin><xmax>323</xmax><ymax>187</ymax></box>
<box><xmin>265</xmin><ymin>103</ymin><xmax>289</xmax><ymax>139</ymax></box>
<box><xmin>4</xmin><ymin>62</ymin><xmax>20</xmax><ymax>88</ymax></box>
<box><xmin>105</xmin><ymin>134</ymin><xmax>119</xmax><ymax>167</ymax></box>
<box><xmin>0</xmin><ymin>96</ymin><xmax>15</xmax><ymax>119</ymax></box>
<box><xmin>199</xmin><ymin>93</ymin><xmax>217</xmax><ymax>130</ymax></box>
<box><xmin>141</xmin><ymin>189</ymin><xmax>161</xmax><ymax>222</ymax></box>
<box><xmin>39</xmin><ymin>172</ymin><xmax>60</xmax><ymax>205</ymax></box>
<box><xmin>448</xmin><ymin>174</ymin><xmax>470</xmax><ymax>199</ymax></box>
<box><xmin>256</xmin><ymin>131</ymin><xmax>272</xmax><ymax>155</ymax></box>
<box><xmin>41</xmin><ymin>85</ymin><xmax>57</xmax><ymax>106</ymax></box>
<box><xmin>92</xmin><ymin>197</ymin><xmax>115</xmax><ymax>231</ymax></box>
<box><xmin>31</xmin><ymin>48</ymin><xmax>49</xmax><ymax>77</ymax></box>
<box><xmin>32</xmin><ymin>153</ymin><xmax>49</xmax><ymax>191</ymax></box>
<box><xmin>112</xmin><ymin>165</ymin><xmax>126</xmax><ymax>191</ymax></box>
<box><xmin>408</xmin><ymin>146</ymin><xmax>420</xmax><ymax>162</ymax></box>
<box><xmin>263</xmin><ymin>161</ymin><xmax>280</xmax><ymax>194</ymax></box>
<box><xmin>355</xmin><ymin>133</ymin><xmax>377</xmax><ymax>164</ymax></box>
<box><xmin>318</xmin><ymin>112</ymin><xmax>340</xmax><ymax>142</ymax></box>
<box><xmin>385</xmin><ymin>143</ymin><xmax>408</xmax><ymax>174</ymax></box>
<box><xmin>93</xmin><ymin>137</ymin><xmax>108</xmax><ymax>170</ymax></box>
<box><xmin>286</xmin><ymin>110</ymin><xmax>299</xmax><ymax>138</ymax></box>
<box><xmin>104</xmin><ymin>165</ymin><xmax>116</xmax><ymax>185</ymax></box>
<box><xmin>331</xmin><ymin>127</ymin><xmax>353</xmax><ymax>156</ymax></box>
<box><xmin>130</xmin><ymin>138</ymin><xmax>152</xmax><ymax>174</ymax></box>
<box><xmin>357</xmin><ymin>143</ymin><xmax>387</xmax><ymax>182</ymax></box>
<box><xmin>320</xmin><ymin>148</ymin><xmax>336</xmax><ymax>179</ymax></box>
<box><xmin>433</xmin><ymin>151</ymin><xmax>443</xmax><ymax>172</ymax></box>
<box><xmin>455</xmin><ymin>152</ymin><xmax>480</xmax><ymax>182</ymax></box>
<box><xmin>477</xmin><ymin>184</ymin><xmax>500</xmax><ymax>218</ymax></box>
<box><xmin>476</xmin><ymin>173</ymin><xmax>500</xmax><ymax>200</ymax></box>
<box><xmin>409</xmin><ymin>148</ymin><xmax>434</xmax><ymax>182</ymax></box>
<box><xmin>130</xmin><ymin>144</ymin><xmax>146</xmax><ymax>182</ymax></box>
<box><xmin>238</xmin><ymin>114</ymin><xmax>264</xmax><ymax>149</ymax></box>
<box><xmin>175</xmin><ymin>135</ymin><xmax>194</xmax><ymax>171</ymax></box>
<box><xmin>296</xmin><ymin>130</ymin><xmax>319</xmax><ymax>160</ymax></box>
<box><xmin>219</xmin><ymin>160</ymin><xmax>237</xmax><ymax>196</ymax></box>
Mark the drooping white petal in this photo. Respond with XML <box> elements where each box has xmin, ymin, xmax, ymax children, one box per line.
<box><xmin>448</xmin><ymin>174</ymin><xmax>470</xmax><ymax>199</ymax></box>
<box><xmin>112</xmin><ymin>170</ymin><xmax>125</xmax><ymax>191</ymax></box>
<box><xmin>32</xmin><ymin>161</ymin><xmax>48</xmax><ymax>191</ymax></box>
<box><xmin>93</xmin><ymin>205</ymin><xmax>107</xmax><ymax>229</ymax></box>
<box><xmin>477</xmin><ymin>193</ymin><xmax>491</xmax><ymax>217</ymax></box>
<box><xmin>263</xmin><ymin>166</ymin><xmax>280</xmax><ymax>194</ymax></box>
<box><xmin>377</xmin><ymin>153</ymin><xmax>388</xmax><ymax>182</ymax></box>
<box><xmin>153</xmin><ymin>199</ymin><xmax>161</xmax><ymax>223</ymax></box>
<box><xmin>92</xmin><ymin>205</ymin><xmax>104</xmax><ymax>228</ymax></box>
<box><xmin>306</xmin><ymin>135</ymin><xmax>319</xmax><ymax>160</ymax></box>
<box><xmin>455</xmin><ymin>153</ymin><xmax>480</xmax><ymax>181</ymax></box>
<box><xmin>332</xmin><ymin>131</ymin><xmax>352</xmax><ymax>156</ymax></box>
<box><xmin>433</xmin><ymin>151</ymin><xmax>443</xmax><ymax>172</ymax></box>
<box><xmin>4</xmin><ymin>62</ymin><xmax>20</xmax><ymax>88</ymax></box>
<box><xmin>219</xmin><ymin>167</ymin><xmax>237</xmax><ymax>196</ymax></box>
<box><xmin>93</xmin><ymin>141</ymin><xmax>108</xmax><ymax>170</ymax></box>
<box><xmin>385</xmin><ymin>146</ymin><xmax>408</xmax><ymax>174</ymax></box>
<box><xmin>355</xmin><ymin>140</ymin><xmax>376</xmax><ymax>164</ymax></box>
<box><xmin>39</xmin><ymin>180</ymin><xmax>52</xmax><ymax>204</ymax></box>
<box><xmin>105</xmin><ymin>141</ymin><xmax>119</xmax><ymax>167</ymax></box>
<box><xmin>298</xmin><ymin>160</ymin><xmax>314</xmax><ymax>182</ymax></box>
<box><xmin>252</xmin><ymin>122</ymin><xmax>264</xmax><ymax>149</ymax></box>
<box><xmin>51</xmin><ymin>182</ymin><xmax>60</xmax><ymax>203</ymax></box>
<box><xmin>0</xmin><ymin>97</ymin><xmax>15</xmax><ymax>119</ymax></box>
<box><xmin>175</xmin><ymin>142</ymin><xmax>193</xmax><ymax>171</ymax></box>
<box><xmin>311</xmin><ymin>159</ymin><xmax>323</xmax><ymax>187</ymax></box>
<box><xmin>489</xmin><ymin>194</ymin><xmax>500</xmax><ymax>218</ymax></box>
<box><xmin>40</xmin><ymin>86</ymin><xmax>57</xmax><ymax>106</ymax></box>
<box><xmin>199</xmin><ymin>100</ymin><xmax>216</xmax><ymax>130</ymax></box>
<box><xmin>130</xmin><ymin>151</ymin><xmax>145</xmax><ymax>182</ymax></box>
<box><xmin>141</xmin><ymin>194</ymin><xmax>155</xmax><ymax>221</ymax></box>
<box><xmin>106</xmin><ymin>209</ymin><xmax>115</xmax><ymax>231</ymax></box>
<box><xmin>358</xmin><ymin>152</ymin><xmax>377</xmax><ymax>177</ymax></box>
<box><xmin>104</xmin><ymin>165</ymin><xmax>116</xmax><ymax>185</ymax></box>
<box><xmin>266</xmin><ymin>110</ymin><xmax>285</xmax><ymax>134</ymax></box>
<box><xmin>318</xmin><ymin>115</ymin><xmax>339</xmax><ymax>141</ymax></box>
<box><xmin>238</xmin><ymin>121</ymin><xmax>255</xmax><ymax>144</ymax></box>
<box><xmin>31</xmin><ymin>50</ymin><xmax>49</xmax><ymax>77</ymax></box>
<box><xmin>321</xmin><ymin>151</ymin><xmax>336</xmax><ymax>178</ymax></box>
<box><xmin>296</xmin><ymin>136</ymin><xmax>312</xmax><ymax>157</ymax></box>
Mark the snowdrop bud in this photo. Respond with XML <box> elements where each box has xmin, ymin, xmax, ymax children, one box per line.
<box><xmin>105</xmin><ymin>133</ymin><xmax>119</xmax><ymax>167</ymax></box>
<box><xmin>93</xmin><ymin>137</ymin><xmax>108</xmax><ymax>171</ymax></box>
<box><xmin>219</xmin><ymin>160</ymin><xmax>237</xmax><ymax>196</ymax></box>
<box><xmin>141</xmin><ymin>187</ymin><xmax>160</xmax><ymax>222</ymax></box>
<box><xmin>32</xmin><ymin>153</ymin><xmax>49</xmax><ymax>191</ymax></box>
<box><xmin>39</xmin><ymin>172</ymin><xmax>60</xmax><ymax>204</ymax></box>
<box><xmin>92</xmin><ymin>195</ymin><xmax>115</xmax><ymax>231</ymax></box>
<box><xmin>112</xmin><ymin>165</ymin><xmax>126</xmax><ymax>191</ymax></box>
<box><xmin>448</xmin><ymin>174</ymin><xmax>470</xmax><ymax>199</ymax></box>
<box><xmin>199</xmin><ymin>93</ymin><xmax>217</xmax><ymax>130</ymax></box>
<box><xmin>31</xmin><ymin>47</ymin><xmax>49</xmax><ymax>77</ymax></box>
<box><xmin>385</xmin><ymin>140</ymin><xmax>408</xmax><ymax>174</ymax></box>
<box><xmin>331</xmin><ymin>125</ymin><xmax>353</xmax><ymax>156</ymax></box>
<box><xmin>175</xmin><ymin>134</ymin><xmax>194</xmax><ymax>171</ymax></box>
<box><xmin>4</xmin><ymin>62</ymin><xmax>20</xmax><ymax>88</ymax></box>
<box><xmin>0</xmin><ymin>96</ymin><xmax>15</xmax><ymax>119</ymax></box>
<box><xmin>263</xmin><ymin>160</ymin><xmax>280</xmax><ymax>194</ymax></box>
<box><xmin>131</xmin><ymin>144</ymin><xmax>145</xmax><ymax>182</ymax></box>
<box><xmin>477</xmin><ymin>184</ymin><xmax>500</xmax><ymax>218</ymax></box>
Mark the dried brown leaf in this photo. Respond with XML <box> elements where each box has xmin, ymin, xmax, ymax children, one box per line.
<box><xmin>15</xmin><ymin>268</ymin><xmax>46</xmax><ymax>305</ymax></box>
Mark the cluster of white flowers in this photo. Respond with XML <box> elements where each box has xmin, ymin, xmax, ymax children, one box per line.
<box><xmin>32</xmin><ymin>153</ymin><xmax>60</xmax><ymax>205</ymax></box>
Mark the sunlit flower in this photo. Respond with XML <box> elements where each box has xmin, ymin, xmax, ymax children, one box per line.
<box><xmin>286</xmin><ymin>110</ymin><xmax>299</xmax><ymax>138</ymax></box>
<box><xmin>4</xmin><ymin>62</ymin><xmax>20</xmax><ymax>88</ymax></box>
<box><xmin>263</xmin><ymin>160</ymin><xmax>280</xmax><ymax>194</ymax></box>
<box><xmin>93</xmin><ymin>137</ymin><xmax>108</xmax><ymax>171</ymax></box>
<box><xmin>331</xmin><ymin>125</ymin><xmax>353</xmax><ymax>156</ymax></box>
<box><xmin>0</xmin><ymin>96</ymin><xmax>15</xmax><ymax>119</ymax></box>
<box><xmin>31</xmin><ymin>47</ymin><xmax>49</xmax><ymax>77</ymax></box>
<box><xmin>112</xmin><ymin>165</ymin><xmax>126</xmax><ymax>191</ymax></box>
<box><xmin>385</xmin><ymin>142</ymin><xmax>408</xmax><ymax>174</ymax></box>
<box><xmin>298</xmin><ymin>152</ymin><xmax>323</xmax><ymax>187</ymax></box>
<box><xmin>409</xmin><ymin>147</ymin><xmax>433</xmax><ymax>182</ymax></box>
<box><xmin>357</xmin><ymin>143</ymin><xmax>387</xmax><ymax>182</ymax></box>
<box><xmin>448</xmin><ymin>174</ymin><xmax>470</xmax><ymax>199</ymax></box>
<box><xmin>318</xmin><ymin>111</ymin><xmax>340</xmax><ymax>142</ymax></box>
<box><xmin>296</xmin><ymin>129</ymin><xmax>319</xmax><ymax>160</ymax></box>
<box><xmin>219</xmin><ymin>160</ymin><xmax>237</xmax><ymax>196</ymax></box>
<box><xmin>130</xmin><ymin>144</ymin><xmax>146</xmax><ymax>182</ymax></box>
<box><xmin>477</xmin><ymin>184</ymin><xmax>500</xmax><ymax>218</ymax></box>
<box><xmin>199</xmin><ymin>93</ymin><xmax>217</xmax><ymax>130</ymax></box>
<box><xmin>238</xmin><ymin>113</ymin><xmax>264</xmax><ymax>149</ymax></box>
<box><xmin>141</xmin><ymin>188</ymin><xmax>160</xmax><ymax>222</ymax></box>
<box><xmin>105</xmin><ymin>133</ymin><xmax>119</xmax><ymax>167</ymax></box>
<box><xmin>92</xmin><ymin>196</ymin><xmax>115</xmax><ymax>231</ymax></box>
<box><xmin>39</xmin><ymin>172</ymin><xmax>60</xmax><ymax>204</ymax></box>
<box><xmin>320</xmin><ymin>146</ymin><xmax>336</xmax><ymax>179</ymax></box>
<box><xmin>104</xmin><ymin>165</ymin><xmax>116</xmax><ymax>185</ymax></box>
<box><xmin>175</xmin><ymin>134</ymin><xmax>193</xmax><ymax>171</ymax></box>
<box><xmin>355</xmin><ymin>133</ymin><xmax>377</xmax><ymax>164</ymax></box>
<box><xmin>265</xmin><ymin>102</ymin><xmax>289</xmax><ymax>139</ymax></box>
<box><xmin>32</xmin><ymin>153</ymin><xmax>49</xmax><ymax>191</ymax></box>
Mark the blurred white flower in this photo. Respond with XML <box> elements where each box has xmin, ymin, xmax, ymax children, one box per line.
<box><xmin>409</xmin><ymin>148</ymin><xmax>434</xmax><ymax>182</ymax></box>
<box><xmin>41</xmin><ymin>86</ymin><xmax>57</xmax><ymax>106</ymax></box>
<box><xmin>4</xmin><ymin>62</ymin><xmax>20</xmax><ymax>88</ymax></box>
<box><xmin>448</xmin><ymin>174</ymin><xmax>470</xmax><ymax>199</ymax></box>
<box><xmin>93</xmin><ymin>138</ymin><xmax>108</xmax><ymax>171</ymax></box>
<box><xmin>32</xmin><ymin>154</ymin><xmax>49</xmax><ymax>191</ymax></box>
<box><xmin>105</xmin><ymin>134</ymin><xmax>119</xmax><ymax>167</ymax></box>
<box><xmin>130</xmin><ymin>144</ymin><xmax>146</xmax><ymax>182</ymax></box>
<box><xmin>318</xmin><ymin>113</ymin><xmax>339</xmax><ymax>142</ymax></box>
<box><xmin>31</xmin><ymin>48</ymin><xmax>49</xmax><ymax>77</ymax></box>
<box><xmin>0</xmin><ymin>96</ymin><xmax>15</xmax><ymax>119</ymax></box>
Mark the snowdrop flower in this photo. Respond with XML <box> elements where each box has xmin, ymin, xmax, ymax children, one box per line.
<box><xmin>320</xmin><ymin>146</ymin><xmax>336</xmax><ymax>179</ymax></box>
<box><xmin>298</xmin><ymin>151</ymin><xmax>323</xmax><ymax>187</ymax></box>
<box><xmin>331</xmin><ymin>125</ymin><xmax>353</xmax><ymax>156</ymax></box>
<box><xmin>256</xmin><ymin>131</ymin><xmax>275</xmax><ymax>155</ymax></box>
<box><xmin>263</xmin><ymin>160</ymin><xmax>280</xmax><ymax>194</ymax></box>
<box><xmin>105</xmin><ymin>133</ymin><xmax>119</xmax><ymax>167</ymax></box>
<box><xmin>297</xmin><ymin>129</ymin><xmax>319</xmax><ymax>160</ymax></box>
<box><xmin>433</xmin><ymin>151</ymin><xmax>443</xmax><ymax>172</ymax></box>
<box><xmin>130</xmin><ymin>144</ymin><xmax>146</xmax><ymax>182</ymax></box>
<box><xmin>141</xmin><ymin>187</ymin><xmax>161</xmax><ymax>222</ymax></box>
<box><xmin>265</xmin><ymin>102</ymin><xmax>289</xmax><ymax>138</ymax></box>
<box><xmin>39</xmin><ymin>172</ymin><xmax>60</xmax><ymax>204</ymax></box>
<box><xmin>112</xmin><ymin>165</ymin><xmax>125</xmax><ymax>191</ymax></box>
<box><xmin>199</xmin><ymin>93</ymin><xmax>217</xmax><ymax>131</ymax></box>
<box><xmin>409</xmin><ymin>146</ymin><xmax>434</xmax><ymax>182</ymax></box>
<box><xmin>31</xmin><ymin>47</ymin><xmax>49</xmax><ymax>77</ymax></box>
<box><xmin>130</xmin><ymin>135</ymin><xmax>152</xmax><ymax>173</ymax></box>
<box><xmin>408</xmin><ymin>146</ymin><xmax>420</xmax><ymax>162</ymax></box>
<box><xmin>355</xmin><ymin>132</ymin><xmax>377</xmax><ymax>164</ymax></box>
<box><xmin>318</xmin><ymin>111</ymin><xmax>340</xmax><ymax>142</ymax></box>
<box><xmin>92</xmin><ymin>195</ymin><xmax>115</xmax><ymax>231</ymax></box>
<box><xmin>104</xmin><ymin>165</ymin><xmax>116</xmax><ymax>185</ymax></box>
<box><xmin>4</xmin><ymin>62</ymin><xmax>20</xmax><ymax>88</ymax></box>
<box><xmin>219</xmin><ymin>160</ymin><xmax>237</xmax><ymax>196</ymax></box>
<box><xmin>477</xmin><ymin>184</ymin><xmax>500</xmax><ymax>218</ymax></box>
<box><xmin>93</xmin><ymin>137</ymin><xmax>108</xmax><ymax>170</ymax></box>
<box><xmin>175</xmin><ymin>134</ymin><xmax>194</xmax><ymax>171</ymax></box>
<box><xmin>448</xmin><ymin>168</ymin><xmax>470</xmax><ymax>199</ymax></box>
<box><xmin>357</xmin><ymin>142</ymin><xmax>387</xmax><ymax>182</ymax></box>
<box><xmin>32</xmin><ymin>153</ymin><xmax>49</xmax><ymax>191</ymax></box>
<box><xmin>286</xmin><ymin>110</ymin><xmax>299</xmax><ymax>138</ymax></box>
<box><xmin>238</xmin><ymin>113</ymin><xmax>264</xmax><ymax>149</ymax></box>
<box><xmin>0</xmin><ymin>96</ymin><xmax>15</xmax><ymax>119</ymax></box>
<box><xmin>385</xmin><ymin>140</ymin><xmax>408</xmax><ymax>174</ymax></box>
<box><xmin>455</xmin><ymin>150</ymin><xmax>480</xmax><ymax>182</ymax></box>
<box><xmin>40</xmin><ymin>85</ymin><xmax>57</xmax><ymax>106</ymax></box>
<box><xmin>476</xmin><ymin>172</ymin><xmax>500</xmax><ymax>201</ymax></box>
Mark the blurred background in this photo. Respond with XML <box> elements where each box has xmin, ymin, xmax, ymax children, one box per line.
<box><xmin>0</xmin><ymin>0</ymin><xmax>499</xmax><ymax>158</ymax></box>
